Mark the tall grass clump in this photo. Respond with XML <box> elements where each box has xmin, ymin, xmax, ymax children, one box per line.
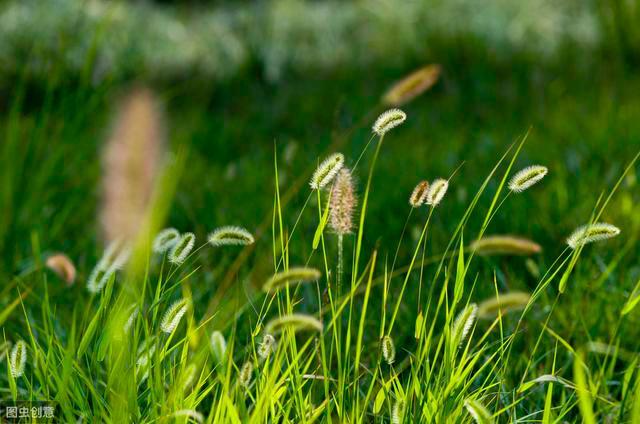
<box><xmin>4</xmin><ymin>86</ymin><xmax>640</xmax><ymax>424</ymax></box>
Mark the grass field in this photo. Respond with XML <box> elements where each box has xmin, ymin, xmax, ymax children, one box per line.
<box><xmin>2</xmin><ymin>9</ymin><xmax>640</xmax><ymax>422</ymax></box>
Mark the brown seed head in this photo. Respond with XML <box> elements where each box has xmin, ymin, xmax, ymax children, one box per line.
<box><xmin>329</xmin><ymin>168</ymin><xmax>357</xmax><ymax>235</ymax></box>
<box><xmin>409</xmin><ymin>180</ymin><xmax>429</xmax><ymax>207</ymax></box>
<box><xmin>46</xmin><ymin>253</ymin><xmax>76</xmax><ymax>285</ymax></box>
<box><xmin>101</xmin><ymin>87</ymin><xmax>165</xmax><ymax>244</ymax></box>
<box><xmin>383</xmin><ymin>64</ymin><xmax>442</xmax><ymax>106</ymax></box>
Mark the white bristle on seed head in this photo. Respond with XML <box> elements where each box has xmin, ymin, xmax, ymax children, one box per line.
<box><xmin>180</xmin><ymin>363</ymin><xmax>197</xmax><ymax>390</ymax></box>
<box><xmin>171</xmin><ymin>410</ymin><xmax>204</xmax><ymax>424</ymax></box>
<box><xmin>391</xmin><ymin>399</ymin><xmax>405</xmax><ymax>424</ymax></box>
<box><xmin>310</xmin><ymin>153</ymin><xmax>345</xmax><ymax>190</ymax></box>
<box><xmin>329</xmin><ymin>168</ymin><xmax>357</xmax><ymax>235</ymax></box>
<box><xmin>160</xmin><ymin>298</ymin><xmax>190</xmax><ymax>334</ymax></box>
<box><xmin>136</xmin><ymin>342</ymin><xmax>156</xmax><ymax>382</ymax></box>
<box><xmin>258</xmin><ymin>334</ymin><xmax>276</xmax><ymax>359</ymax></box>
<box><xmin>153</xmin><ymin>228</ymin><xmax>180</xmax><ymax>253</ymax></box>
<box><xmin>453</xmin><ymin>303</ymin><xmax>478</xmax><ymax>348</ymax></box>
<box><xmin>426</xmin><ymin>178</ymin><xmax>449</xmax><ymax>206</ymax></box>
<box><xmin>409</xmin><ymin>180</ymin><xmax>430</xmax><ymax>207</ymax></box>
<box><xmin>210</xmin><ymin>331</ymin><xmax>227</xmax><ymax>365</ymax></box>
<box><xmin>99</xmin><ymin>239</ymin><xmax>131</xmax><ymax>270</ymax></box>
<box><xmin>263</xmin><ymin>267</ymin><xmax>322</xmax><ymax>292</ymax></box>
<box><xmin>136</xmin><ymin>338</ymin><xmax>157</xmax><ymax>360</ymax></box>
<box><xmin>508</xmin><ymin>165</ymin><xmax>548</xmax><ymax>193</ymax></box>
<box><xmin>265</xmin><ymin>313</ymin><xmax>323</xmax><ymax>334</ymax></box>
<box><xmin>168</xmin><ymin>232</ymin><xmax>195</xmax><ymax>265</ymax></box>
<box><xmin>208</xmin><ymin>226</ymin><xmax>255</xmax><ymax>247</ymax></box>
<box><xmin>477</xmin><ymin>291</ymin><xmax>531</xmax><ymax>320</ymax></box>
<box><xmin>239</xmin><ymin>361</ymin><xmax>253</xmax><ymax>387</ymax></box>
<box><xmin>86</xmin><ymin>265</ymin><xmax>116</xmax><ymax>294</ymax></box>
<box><xmin>372</xmin><ymin>108</ymin><xmax>407</xmax><ymax>136</ymax></box>
<box><xmin>381</xmin><ymin>335</ymin><xmax>396</xmax><ymax>365</ymax></box>
<box><xmin>124</xmin><ymin>304</ymin><xmax>139</xmax><ymax>333</ymax></box>
<box><xmin>566</xmin><ymin>223</ymin><xmax>621</xmax><ymax>249</ymax></box>
<box><xmin>464</xmin><ymin>399</ymin><xmax>493</xmax><ymax>424</ymax></box>
<box><xmin>10</xmin><ymin>340</ymin><xmax>27</xmax><ymax>378</ymax></box>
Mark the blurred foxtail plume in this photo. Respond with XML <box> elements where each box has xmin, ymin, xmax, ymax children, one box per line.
<box><xmin>383</xmin><ymin>64</ymin><xmax>441</xmax><ymax>106</ymax></box>
<box><xmin>101</xmin><ymin>87</ymin><xmax>166</xmax><ymax>245</ymax></box>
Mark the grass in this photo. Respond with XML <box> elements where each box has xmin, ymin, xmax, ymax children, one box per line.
<box><xmin>1</xmin><ymin>57</ymin><xmax>640</xmax><ymax>422</ymax></box>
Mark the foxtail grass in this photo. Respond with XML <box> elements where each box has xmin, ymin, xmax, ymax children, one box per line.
<box><xmin>470</xmin><ymin>235</ymin><xmax>541</xmax><ymax>256</ymax></box>
<box><xmin>383</xmin><ymin>64</ymin><xmax>441</xmax><ymax>106</ymax></box>
<box><xmin>263</xmin><ymin>267</ymin><xmax>321</xmax><ymax>292</ymax></box>
<box><xmin>168</xmin><ymin>233</ymin><xmax>195</xmax><ymax>265</ymax></box>
<box><xmin>9</xmin><ymin>340</ymin><xmax>27</xmax><ymax>378</ymax></box>
<box><xmin>567</xmin><ymin>222</ymin><xmax>621</xmax><ymax>249</ymax></box>
<box><xmin>208</xmin><ymin>226</ymin><xmax>255</xmax><ymax>247</ymax></box>
<box><xmin>265</xmin><ymin>314</ymin><xmax>323</xmax><ymax>334</ymax></box>
<box><xmin>160</xmin><ymin>298</ymin><xmax>190</xmax><ymax>333</ymax></box>
<box><xmin>45</xmin><ymin>253</ymin><xmax>76</xmax><ymax>285</ymax></box>
<box><xmin>426</xmin><ymin>178</ymin><xmax>448</xmax><ymax>206</ymax></box>
<box><xmin>372</xmin><ymin>109</ymin><xmax>406</xmax><ymax>136</ymax></box>
<box><xmin>310</xmin><ymin>153</ymin><xmax>345</xmax><ymax>190</ymax></box>
<box><xmin>508</xmin><ymin>165</ymin><xmax>548</xmax><ymax>193</ymax></box>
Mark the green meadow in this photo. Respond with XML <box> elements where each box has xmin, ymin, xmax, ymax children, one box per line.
<box><xmin>1</xmin><ymin>1</ymin><xmax>640</xmax><ymax>422</ymax></box>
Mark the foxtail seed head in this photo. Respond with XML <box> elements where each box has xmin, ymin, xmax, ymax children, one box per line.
<box><xmin>263</xmin><ymin>267</ymin><xmax>321</xmax><ymax>292</ymax></box>
<box><xmin>470</xmin><ymin>235</ymin><xmax>541</xmax><ymax>256</ymax></box>
<box><xmin>391</xmin><ymin>399</ymin><xmax>405</xmax><ymax>424</ymax></box>
<box><xmin>101</xmin><ymin>88</ymin><xmax>165</xmax><ymax>244</ymax></box>
<box><xmin>180</xmin><ymin>363</ymin><xmax>197</xmax><ymax>391</ymax></box>
<box><xmin>210</xmin><ymin>331</ymin><xmax>227</xmax><ymax>365</ymax></box>
<box><xmin>409</xmin><ymin>180</ymin><xmax>430</xmax><ymax>207</ymax></box>
<box><xmin>46</xmin><ymin>253</ymin><xmax>76</xmax><ymax>285</ymax></box>
<box><xmin>329</xmin><ymin>168</ymin><xmax>357</xmax><ymax>235</ymax></box>
<box><xmin>310</xmin><ymin>153</ymin><xmax>345</xmax><ymax>190</ymax></box>
<box><xmin>373</xmin><ymin>109</ymin><xmax>407</xmax><ymax>136</ymax></box>
<box><xmin>208</xmin><ymin>226</ymin><xmax>255</xmax><ymax>247</ymax></box>
<box><xmin>478</xmin><ymin>292</ymin><xmax>531</xmax><ymax>319</ymax></box>
<box><xmin>10</xmin><ymin>340</ymin><xmax>27</xmax><ymax>378</ymax></box>
<box><xmin>101</xmin><ymin>239</ymin><xmax>131</xmax><ymax>270</ymax></box>
<box><xmin>124</xmin><ymin>304</ymin><xmax>140</xmax><ymax>333</ymax></box>
<box><xmin>265</xmin><ymin>314</ymin><xmax>323</xmax><ymax>335</ymax></box>
<box><xmin>239</xmin><ymin>361</ymin><xmax>253</xmax><ymax>387</ymax></box>
<box><xmin>381</xmin><ymin>335</ymin><xmax>396</xmax><ymax>365</ymax></box>
<box><xmin>383</xmin><ymin>64</ymin><xmax>441</xmax><ymax>107</ymax></box>
<box><xmin>508</xmin><ymin>165</ymin><xmax>548</xmax><ymax>193</ymax></box>
<box><xmin>172</xmin><ymin>410</ymin><xmax>204</xmax><ymax>424</ymax></box>
<box><xmin>452</xmin><ymin>303</ymin><xmax>478</xmax><ymax>348</ymax></box>
<box><xmin>426</xmin><ymin>178</ymin><xmax>448</xmax><ymax>206</ymax></box>
<box><xmin>153</xmin><ymin>228</ymin><xmax>180</xmax><ymax>253</ymax></box>
<box><xmin>567</xmin><ymin>223</ymin><xmax>621</xmax><ymax>249</ymax></box>
<box><xmin>87</xmin><ymin>265</ymin><xmax>116</xmax><ymax>294</ymax></box>
<box><xmin>168</xmin><ymin>233</ymin><xmax>195</xmax><ymax>265</ymax></box>
<box><xmin>0</xmin><ymin>341</ymin><xmax>11</xmax><ymax>363</ymax></box>
<box><xmin>258</xmin><ymin>334</ymin><xmax>276</xmax><ymax>359</ymax></box>
<box><xmin>136</xmin><ymin>341</ymin><xmax>157</xmax><ymax>382</ymax></box>
<box><xmin>160</xmin><ymin>298</ymin><xmax>190</xmax><ymax>334</ymax></box>
<box><xmin>464</xmin><ymin>399</ymin><xmax>494</xmax><ymax>424</ymax></box>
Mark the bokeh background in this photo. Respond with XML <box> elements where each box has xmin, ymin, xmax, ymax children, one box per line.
<box><xmin>1</xmin><ymin>0</ymin><xmax>639</xmax><ymax>299</ymax></box>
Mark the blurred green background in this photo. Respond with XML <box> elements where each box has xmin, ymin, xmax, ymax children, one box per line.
<box><xmin>1</xmin><ymin>0</ymin><xmax>639</xmax><ymax>301</ymax></box>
